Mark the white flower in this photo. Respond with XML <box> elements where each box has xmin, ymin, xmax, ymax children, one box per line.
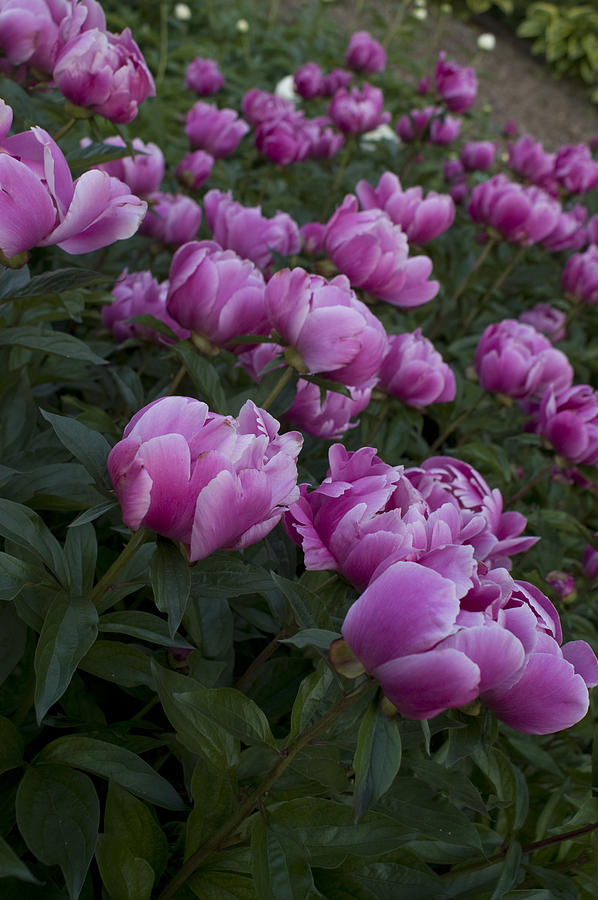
<box><xmin>236</xmin><ymin>18</ymin><xmax>249</xmax><ymax>33</ymax></box>
<box><xmin>477</xmin><ymin>32</ymin><xmax>496</xmax><ymax>51</ymax></box>
<box><xmin>174</xmin><ymin>3</ymin><xmax>191</xmax><ymax>20</ymax></box>
<box><xmin>414</xmin><ymin>0</ymin><xmax>427</xmax><ymax>6</ymax></box>
<box><xmin>440</xmin><ymin>2</ymin><xmax>452</xmax><ymax>12</ymax></box>
<box><xmin>274</xmin><ymin>75</ymin><xmax>299</xmax><ymax>103</ymax></box>
<box><xmin>413</xmin><ymin>7</ymin><xmax>428</xmax><ymax>20</ymax></box>
<box><xmin>361</xmin><ymin>123</ymin><xmax>400</xmax><ymax>151</ymax></box>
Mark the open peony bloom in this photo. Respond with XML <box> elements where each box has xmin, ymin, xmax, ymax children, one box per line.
<box><xmin>460</xmin><ymin>140</ymin><xmax>496</xmax><ymax>172</ymax></box>
<box><xmin>562</xmin><ymin>245</ymin><xmax>598</xmax><ymax>304</ymax></box>
<box><xmin>475</xmin><ymin>319</ymin><xmax>573</xmax><ymax>402</ymax></box>
<box><xmin>166</xmin><ymin>240</ymin><xmax>268</xmax><ymax>351</ymax></box>
<box><xmin>0</xmin><ymin>0</ymin><xmax>106</xmax><ymax>75</ymax></box>
<box><xmin>108</xmin><ymin>397</ymin><xmax>303</xmax><ymax>563</ymax></box>
<box><xmin>184</xmin><ymin>101</ymin><xmax>249</xmax><ymax>158</ymax></box>
<box><xmin>434</xmin><ymin>51</ymin><xmax>477</xmax><ymax>113</ymax></box>
<box><xmin>184</xmin><ymin>57</ymin><xmax>225</xmax><ymax>96</ymax></box>
<box><xmin>293</xmin><ymin>62</ymin><xmax>325</xmax><ymax>99</ymax></box>
<box><xmin>345</xmin><ymin>30</ymin><xmax>386</xmax><ymax>74</ymax></box>
<box><xmin>508</xmin><ymin>135</ymin><xmax>557</xmax><ymax>194</ymax></box>
<box><xmin>323</xmin><ymin>195</ymin><xmax>439</xmax><ymax>308</ymax></box>
<box><xmin>468</xmin><ymin>175</ymin><xmax>562</xmax><ymax>246</ymax></box>
<box><xmin>139</xmin><ymin>192</ymin><xmax>202</xmax><ymax>246</ymax></box>
<box><xmin>285</xmin><ymin>378</ymin><xmax>374</xmax><ymax>440</ymax></box>
<box><xmin>203</xmin><ymin>189</ymin><xmax>300</xmax><ymax>270</ymax></box>
<box><xmin>554</xmin><ymin>143</ymin><xmax>598</xmax><ymax>195</ymax></box>
<box><xmin>53</xmin><ymin>26</ymin><xmax>155</xmax><ymax>124</ymax></box>
<box><xmin>328</xmin><ymin>84</ymin><xmax>390</xmax><ymax>135</ymax></box>
<box><xmin>530</xmin><ymin>384</ymin><xmax>598</xmax><ymax>467</ymax></box>
<box><xmin>356</xmin><ymin>172</ymin><xmax>455</xmax><ymax>244</ymax></box>
<box><xmin>0</xmin><ymin>123</ymin><xmax>146</xmax><ymax>260</ymax></box>
<box><xmin>81</xmin><ymin>135</ymin><xmax>164</xmax><ymax>197</ymax></box>
<box><xmin>284</xmin><ymin>446</ymin><xmax>537</xmax><ymax>594</ymax></box>
<box><xmin>102</xmin><ymin>269</ymin><xmax>189</xmax><ymax>345</ymax></box>
<box><xmin>265</xmin><ymin>267</ymin><xmax>387</xmax><ymax>385</ymax></box>
<box><xmin>378</xmin><ymin>330</ymin><xmax>456</xmax><ymax>406</ymax></box>
<box><xmin>342</xmin><ymin>562</ymin><xmax>598</xmax><ymax>731</ymax></box>
<box><xmin>519</xmin><ymin>303</ymin><xmax>566</xmax><ymax>343</ymax></box>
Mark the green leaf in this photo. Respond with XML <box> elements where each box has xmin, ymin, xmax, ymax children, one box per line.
<box><xmin>104</xmin><ymin>783</ymin><xmax>168</xmax><ymax>878</ymax></box>
<box><xmin>269</xmin><ymin>799</ymin><xmax>413</xmax><ymax>866</ymax></box>
<box><xmin>0</xmin><ymin>325</ymin><xmax>106</xmax><ymax>364</ymax></box>
<box><xmin>64</xmin><ymin>523</ymin><xmax>97</xmax><ymax>596</ymax></box>
<box><xmin>191</xmin><ymin>553</ymin><xmax>273</xmax><ymax>599</ymax></box>
<box><xmin>0</xmin><ymin>77</ymin><xmax>37</xmax><ymax>126</ymax></box>
<box><xmin>79</xmin><ymin>640</ymin><xmax>155</xmax><ymax>689</ymax></box>
<box><xmin>381</xmin><ymin>777</ymin><xmax>483</xmax><ymax>849</ymax></box>
<box><xmin>290</xmin><ymin>662</ymin><xmax>341</xmax><ymax>739</ymax></box>
<box><xmin>0</xmin><ymin>602</ymin><xmax>27</xmax><ymax>686</ymax></box>
<box><xmin>353</xmin><ymin>701</ymin><xmax>402</xmax><ymax>822</ymax></box>
<box><xmin>126</xmin><ymin>314</ymin><xmax>180</xmax><ymax>342</ymax></box>
<box><xmin>0</xmin><ymin>498</ymin><xmax>68</xmax><ymax>585</ymax></box>
<box><xmin>37</xmin><ymin>736</ymin><xmax>185</xmax><ymax>810</ymax></box>
<box><xmin>188</xmin><ymin>870</ymin><xmax>257</xmax><ymax>900</ymax></box>
<box><xmin>186</xmin><ymin>760</ymin><xmax>237</xmax><ymax>856</ymax></box>
<box><xmin>270</xmin><ymin>573</ymin><xmax>330</xmax><ymax>630</ymax></box>
<box><xmin>490</xmin><ymin>841</ymin><xmax>522</xmax><ymax>900</ymax></box>
<box><xmin>95</xmin><ymin>834</ymin><xmax>154</xmax><ymax>900</ymax></box>
<box><xmin>34</xmin><ymin>593</ymin><xmax>98</xmax><ymax>723</ymax></box>
<box><xmin>0</xmin><ymin>552</ymin><xmax>53</xmax><ymax>601</ymax></box>
<box><xmin>252</xmin><ymin>816</ymin><xmax>315</xmax><ymax>900</ymax></box>
<box><xmin>40</xmin><ymin>410</ymin><xmax>113</xmax><ymax>490</ymax></box>
<box><xmin>154</xmin><ymin>664</ymin><xmax>239</xmax><ymax>771</ymax></box>
<box><xmin>0</xmin><ymin>716</ymin><xmax>24</xmax><ymax>776</ymax></box>
<box><xmin>68</xmin><ymin>499</ymin><xmax>118</xmax><ymax>528</ymax></box>
<box><xmin>173</xmin><ymin>341</ymin><xmax>227</xmax><ymax>412</ymax></box>
<box><xmin>16</xmin><ymin>764</ymin><xmax>99</xmax><ymax>900</ymax></box>
<box><xmin>315</xmin><ymin>861</ymin><xmax>447</xmax><ymax>900</ymax></box>
<box><xmin>0</xmin><ymin>834</ymin><xmax>40</xmax><ymax>884</ymax></box>
<box><xmin>8</xmin><ymin>268</ymin><xmax>106</xmax><ymax>298</ymax></box>
<box><xmin>281</xmin><ymin>629</ymin><xmax>340</xmax><ymax>651</ymax></box>
<box><xmin>150</xmin><ymin>538</ymin><xmax>191</xmax><ymax>637</ymax></box>
<box><xmin>67</xmin><ymin>141</ymin><xmax>138</xmax><ymax>168</ymax></box>
<box><xmin>99</xmin><ymin>610</ymin><xmax>193</xmax><ymax>648</ymax></box>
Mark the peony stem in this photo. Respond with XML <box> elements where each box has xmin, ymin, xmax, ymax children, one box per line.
<box><xmin>167</xmin><ymin>363</ymin><xmax>186</xmax><ymax>396</ymax></box>
<box><xmin>90</xmin><ymin>527</ymin><xmax>150</xmax><ymax>608</ymax></box>
<box><xmin>234</xmin><ymin>629</ymin><xmax>286</xmax><ymax>692</ymax></box>
<box><xmin>383</xmin><ymin>1</ymin><xmax>412</xmax><ymax>51</ymax></box>
<box><xmin>260</xmin><ymin>365</ymin><xmax>294</xmax><ymax>411</ymax></box>
<box><xmin>428</xmin><ymin>389</ymin><xmax>485</xmax><ymax>454</ymax></box>
<box><xmin>52</xmin><ymin>118</ymin><xmax>77</xmax><ymax>141</ymax></box>
<box><xmin>506</xmin><ymin>462</ymin><xmax>552</xmax><ymax>507</ymax></box>
<box><xmin>455</xmin><ymin>243</ymin><xmax>526</xmax><ymax>340</ymax></box>
<box><xmin>157</xmin><ymin>2</ymin><xmax>168</xmax><ymax>86</ymax></box>
<box><xmin>156</xmin><ymin>678</ymin><xmax>373</xmax><ymax>900</ymax></box>
<box><xmin>451</xmin><ymin>236</ymin><xmax>497</xmax><ymax>306</ymax></box>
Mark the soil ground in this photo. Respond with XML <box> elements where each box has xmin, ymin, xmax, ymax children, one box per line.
<box><xmin>339</xmin><ymin>4</ymin><xmax>598</xmax><ymax>150</ymax></box>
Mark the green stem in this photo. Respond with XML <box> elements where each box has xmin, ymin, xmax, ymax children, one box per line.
<box><xmin>156</xmin><ymin>679</ymin><xmax>373</xmax><ymax>900</ymax></box>
<box><xmin>451</xmin><ymin>237</ymin><xmax>497</xmax><ymax>307</ymax></box>
<box><xmin>563</xmin><ymin>300</ymin><xmax>583</xmax><ymax>332</ymax></box>
<box><xmin>260</xmin><ymin>365</ymin><xmax>294</xmax><ymax>411</ymax></box>
<box><xmin>52</xmin><ymin>118</ymin><xmax>77</xmax><ymax>141</ymax></box>
<box><xmin>383</xmin><ymin>1</ymin><xmax>413</xmax><ymax>51</ymax></box>
<box><xmin>428</xmin><ymin>389</ymin><xmax>485</xmax><ymax>454</ymax></box>
<box><xmin>366</xmin><ymin>396</ymin><xmax>390</xmax><ymax>444</ymax></box>
<box><xmin>157</xmin><ymin>2</ymin><xmax>168</xmax><ymax>86</ymax></box>
<box><xmin>455</xmin><ymin>243</ymin><xmax>526</xmax><ymax>341</ymax></box>
<box><xmin>442</xmin><ymin>820</ymin><xmax>598</xmax><ymax>881</ymax></box>
<box><xmin>234</xmin><ymin>630</ymin><xmax>286</xmax><ymax>693</ymax></box>
<box><xmin>506</xmin><ymin>462</ymin><xmax>552</xmax><ymax>507</ymax></box>
<box><xmin>167</xmin><ymin>363</ymin><xmax>186</xmax><ymax>396</ymax></box>
<box><xmin>90</xmin><ymin>528</ymin><xmax>149</xmax><ymax>607</ymax></box>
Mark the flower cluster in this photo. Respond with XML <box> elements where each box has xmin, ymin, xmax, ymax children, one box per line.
<box><xmin>108</xmin><ymin>396</ymin><xmax>303</xmax><ymax>563</ymax></box>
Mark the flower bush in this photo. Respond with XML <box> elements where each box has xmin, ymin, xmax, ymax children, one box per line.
<box><xmin>1</xmin><ymin>0</ymin><xmax>598</xmax><ymax>896</ymax></box>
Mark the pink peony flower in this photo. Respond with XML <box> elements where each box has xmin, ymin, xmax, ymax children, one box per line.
<box><xmin>378</xmin><ymin>330</ymin><xmax>455</xmax><ymax>406</ymax></box>
<box><xmin>139</xmin><ymin>192</ymin><xmax>202</xmax><ymax>246</ymax></box>
<box><xmin>0</xmin><ymin>124</ymin><xmax>145</xmax><ymax>259</ymax></box>
<box><xmin>356</xmin><ymin>171</ymin><xmax>455</xmax><ymax>244</ymax></box>
<box><xmin>185</xmin><ymin>101</ymin><xmax>249</xmax><ymax>158</ymax></box>
<box><xmin>184</xmin><ymin>57</ymin><xmax>225</xmax><ymax>96</ymax></box>
<box><xmin>108</xmin><ymin>396</ymin><xmax>303</xmax><ymax>562</ymax></box>
<box><xmin>345</xmin><ymin>30</ymin><xmax>386</xmax><ymax>74</ymax></box>
<box><xmin>203</xmin><ymin>189</ymin><xmax>300</xmax><ymax>270</ymax></box>
<box><xmin>53</xmin><ymin>26</ymin><xmax>155</xmax><ymax>124</ymax></box>
<box><xmin>102</xmin><ymin>269</ymin><xmax>189</xmax><ymax>345</ymax></box>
